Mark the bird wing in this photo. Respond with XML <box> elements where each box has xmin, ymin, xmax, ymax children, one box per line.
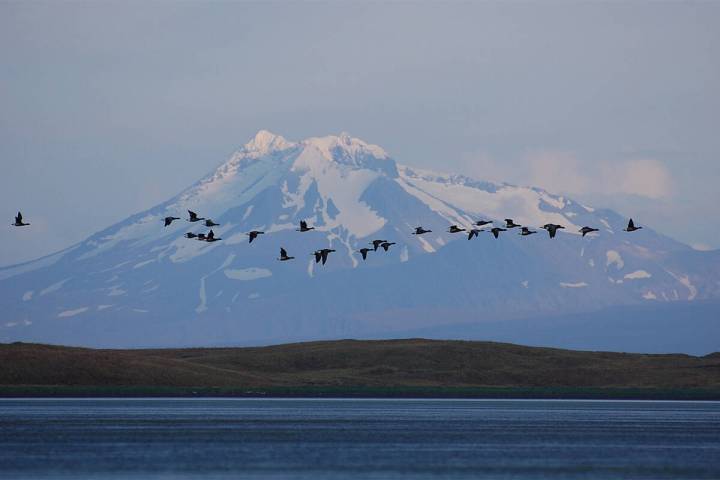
<box><xmin>207</xmin><ymin>230</ymin><xmax>214</xmax><ymax>240</ymax></box>
<box><xmin>164</xmin><ymin>218</ymin><xmax>171</xmax><ymax>226</ymax></box>
<box><xmin>321</xmin><ymin>251</ymin><xmax>329</xmax><ymax>264</ymax></box>
<box><xmin>492</xmin><ymin>229</ymin><xmax>499</xmax><ymax>238</ymax></box>
<box><xmin>300</xmin><ymin>220</ymin><xmax>307</xmax><ymax>229</ymax></box>
<box><xmin>628</xmin><ymin>218</ymin><xmax>635</xmax><ymax>229</ymax></box>
<box><xmin>280</xmin><ymin>248</ymin><xmax>287</xmax><ymax>257</ymax></box>
<box><xmin>360</xmin><ymin>250</ymin><xmax>367</xmax><ymax>260</ymax></box>
<box><xmin>549</xmin><ymin>227</ymin><xmax>556</xmax><ymax>238</ymax></box>
<box><xmin>16</xmin><ymin>212</ymin><xmax>22</xmax><ymax>223</ymax></box>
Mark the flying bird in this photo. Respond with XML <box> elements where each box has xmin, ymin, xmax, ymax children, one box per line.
<box><xmin>196</xmin><ymin>233</ymin><xmax>206</xmax><ymax>241</ymax></box>
<box><xmin>357</xmin><ymin>248</ymin><xmax>372</xmax><ymax>260</ymax></box>
<box><xmin>297</xmin><ymin>220</ymin><xmax>315</xmax><ymax>232</ymax></box>
<box><xmin>247</xmin><ymin>230</ymin><xmax>264</xmax><ymax>243</ymax></box>
<box><xmin>505</xmin><ymin>218</ymin><xmax>521</xmax><ymax>229</ymax></box>
<box><xmin>205</xmin><ymin>230</ymin><xmax>221</xmax><ymax>242</ymax></box>
<box><xmin>580</xmin><ymin>226</ymin><xmax>599</xmax><ymax>237</ymax></box>
<box><xmin>187</xmin><ymin>210</ymin><xmax>205</xmax><ymax>222</ymax></box>
<box><xmin>370</xmin><ymin>239</ymin><xmax>388</xmax><ymax>251</ymax></box>
<box><xmin>624</xmin><ymin>219</ymin><xmax>642</xmax><ymax>232</ymax></box>
<box><xmin>490</xmin><ymin>227</ymin><xmax>506</xmax><ymax>239</ymax></box>
<box><xmin>448</xmin><ymin>225</ymin><xmax>466</xmax><ymax>233</ymax></box>
<box><xmin>278</xmin><ymin>248</ymin><xmax>294</xmax><ymax>261</ymax></box>
<box><xmin>475</xmin><ymin>220</ymin><xmax>492</xmax><ymax>227</ymax></box>
<box><xmin>542</xmin><ymin>224</ymin><xmax>565</xmax><ymax>238</ymax></box>
<box><xmin>185</xmin><ymin>232</ymin><xmax>198</xmax><ymax>239</ymax></box>
<box><xmin>519</xmin><ymin>227</ymin><xmax>536</xmax><ymax>236</ymax></box>
<box><xmin>412</xmin><ymin>226</ymin><xmax>432</xmax><ymax>235</ymax></box>
<box><xmin>164</xmin><ymin>216</ymin><xmax>180</xmax><ymax>227</ymax></box>
<box><xmin>313</xmin><ymin>248</ymin><xmax>336</xmax><ymax>265</ymax></box>
<box><xmin>380</xmin><ymin>241</ymin><xmax>396</xmax><ymax>252</ymax></box>
<box><xmin>205</xmin><ymin>219</ymin><xmax>220</xmax><ymax>227</ymax></box>
<box><xmin>468</xmin><ymin>229</ymin><xmax>482</xmax><ymax>240</ymax></box>
<box><xmin>12</xmin><ymin>212</ymin><xmax>29</xmax><ymax>227</ymax></box>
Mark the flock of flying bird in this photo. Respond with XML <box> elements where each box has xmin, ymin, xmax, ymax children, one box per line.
<box><xmin>11</xmin><ymin>210</ymin><xmax>643</xmax><ymax>266</ymax></box>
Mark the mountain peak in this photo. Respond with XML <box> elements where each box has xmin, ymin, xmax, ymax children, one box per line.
<box><xmin>303</xmin><ymin>132</ymin><xmax>389</xmax><ymax>161</ymax></box>
<box><xmin>243</xmin><ymin>130</ymin><xmax>294</xmax><ymax>155</ymax></box>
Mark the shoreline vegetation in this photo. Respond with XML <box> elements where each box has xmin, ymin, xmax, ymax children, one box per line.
<box><xmin>2</xmin><ymin>339</ymin><xmax>719</xmax><ymax>400</ymax></box>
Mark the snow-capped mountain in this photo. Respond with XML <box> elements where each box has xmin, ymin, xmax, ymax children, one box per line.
<box><xmin>1</xmin><ymin>131</ymin><xmax>718</xmax><ymax>350</ymax></box>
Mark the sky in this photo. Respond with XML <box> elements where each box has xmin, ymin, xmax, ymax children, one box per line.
<box><xmin>1</xmin><ymin>1</ymin><xmax>718</xmax><ymax>266</ymax></box>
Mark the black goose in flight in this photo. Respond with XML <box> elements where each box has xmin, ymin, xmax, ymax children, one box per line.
<box><xmin>475</xmin><ymin>220</ymin><xmax>492</xmax><ymax>227</ymax></box>
<box><xmin>380</xmin><ymin>241</ymin><xmax>396</xmax><ymax>252</ymax></box>
<box><xmin>370</xmin><ymin>239</ymin><xmax>387</xmax><ymax>251</ymax></box>
<box><xmin>505</xmin><ymin>218</ymin><xmax>521</xmax><ymax>229</ymax></box>
<box><xmin>357</xmin><ymin>248</ymin><xmax>372</xmax><ymax>260</ymax></box>
<box><xmin>205</xmin><ymin>230</ymin><xmax>221</xmax><ymax>242</ymax></box>
<box><xmin>580</xmin><ymin>226</ymin><xmax>599</xmax><ymax>237</ymax></box>
<box><xmin>468</xmin><ymin>229</ymin><xmax>482</xmax><ymax>240</ymax></box>
<box><xmin>519</xmin><ymin>227</ymin><xmax>536</xmax><ymax>236</ymax></box>
<box><xmin>12</xmin><ymin>212</ymin><xmax>29</xmax><ymax>227</ymax></box>
<box><xmin>185</xmin><ymin>232</ymin><xmax>198</xmax><ymax>239</ymax></box>
<box><xmin>278</xmin><ymin>248</ymin><xmax>294</xmax><ymax>261</ymax></box>
<box><xmin>448</xmin><ymin>225</ymin><xmax>466</xmax><ymax>233</ymax></box>
<box><xmin>624</xmin><ymin>219</ymin><xmax>642</xmax><ymax>232</ymax></box>
<box><xmin>542</xmin><ymin>224</ymin><xmax>565</xmax><ymax>238</ymax></box>
<box><xmin>187</xmin><ymin>210</ymin><xmax>205</xmax><ymax>222</ymax></box>
<box><xmin>247</xmin><ymin>230</ymin><xmax>264</xmax><ymax>243</ymax></box>
<box><xmin>297</xmin><ymin>220</ymin><xmax>315</xmax><ymax>232</ymax></box>
<box><xmin>412</xmin><ymin>226</ymin><xmax>431</xmax><ymax>235</ymax></box>
<box><xmin>490</xmin><ymin>227</ymin><xmax>506</xmax><ymax>239</ymax></box>
<box><xmin>205</xmin><ymin>219</ymin><xmax>220</xmax><ymax>227</ymax></box>
<box><xmin>164</xmin><ymin>216</ymin><xmax>180</xmax><ymax>227</ymax></box>
<box><xmin>313</xmin><ymin>248</ymin><xmax>335</xmax><ymax>265</ymax></box>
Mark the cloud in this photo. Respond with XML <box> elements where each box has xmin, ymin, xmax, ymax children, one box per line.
<box><xmin>461</xmin><ymin>150</ymin><xmax>673</xmax><ymax>200</ymax></box>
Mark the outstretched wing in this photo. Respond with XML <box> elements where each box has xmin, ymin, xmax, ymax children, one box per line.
<box><xmin>207</xmin><ymin>230</ymin><xmax>215</xmax><ymax>240</ymax></box>
<box><xmin>549</xmin><ymin>227</ymin><xmax>557</xmax><ymax>238</ymax></box>
<box><xmin>16</xmin><ymin>212</ymin><xmax>22</xmax><ymax>223</ymax></box>
<box><xmin>360</xmin><ymin>250</ymin><xmax>368</xmax><ymax>260</ymax></box>
<box><xmin>300</xmin><ymin>220</ymin><xmax>307</xmax><ymax>229</ymax></box>
<box><xmin>628</xmin><ymin>218</ymin><xmax>635</xmax><ymax>229</ymax></box>
<box><xmin>164</xmin><ymin>217</ymin><xmax>172</xmax><ymax>226</ymax></box>
<box><xmin>188</xmin><ymin>210</ymin><xmax>197</xmax><ymax>220</ymax></box>
<box><xmin>280</xmin><ymin>248</ymin><xmax>287</xmax><ymax>257</ymax></box>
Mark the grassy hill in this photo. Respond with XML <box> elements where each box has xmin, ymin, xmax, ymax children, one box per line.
<box><xmin>1</xmin><ymin>339</ymin><xmax>719</xmax><ymax>398</ymax></box>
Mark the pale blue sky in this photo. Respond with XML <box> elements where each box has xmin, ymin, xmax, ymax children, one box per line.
<box><xmin>1</xmin><ymin>1</ymin><xmax>718</xmax><ymax>266</ymax></box>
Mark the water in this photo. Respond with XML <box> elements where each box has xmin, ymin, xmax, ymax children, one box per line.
<box><xmin>1</xmin><ymin>399</ymin><xmax>719</xmax><ymax>479</ymax></box>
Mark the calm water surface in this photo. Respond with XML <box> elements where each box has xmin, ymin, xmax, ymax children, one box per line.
<box><xmin>0</xmin><ymin>398</ymin><xmax>719</xmax><ymax>479</ymax></box>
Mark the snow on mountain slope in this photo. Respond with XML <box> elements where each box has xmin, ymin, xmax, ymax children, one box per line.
<box><xmin>0</xmin><ymin>130</ymin><xmax>717</xmax><ymax>348</ymax></box>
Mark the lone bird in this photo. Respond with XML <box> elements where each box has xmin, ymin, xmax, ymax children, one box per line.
<box><xmin>624</xmin><ymin>219</ymin><xmax>642</xmax><ymax>232</ymax></box>
<box><xmin>580</xmin><ymin>226</ymin><xmax>599</xmax><ymax>237</ymax></box>
<box><xmin>164</xmin><ymin>216</ymin><xmax>180</xmax><ymax>227</ymax></box>
<box><xmin>313</xmin><ymin>248</ymin><xmax>335</xmax><ymax>265</ymax></box>
<box><xmin>475</xmin><ymin>220</ymin><xmax>492</xmax><ymax>227</ymax></box>
<box><xmin>185</xmin><ymin>232</ymin><xmax>198</xmax><ymax>239</ymax></box>
<box><xmin>380</xmin><ymin>241</ymin><xmax>396</xmax><ymax>252</ymax></box>
<box><xmin>542</xmin><ymin>223</ymin><xmax>565</xmax><ymax>238</ymax></box>
<box><xmin>12</xmin><ymin>212</ymin><xmax>29</xmax><ymax>227</ymax></box>
<box><xmin>519</xmin><ymin>227</ymin><xmax>536</xmax><ymax>236</ymax></box>
<box><xmin>370</xmin><ymin>239</ymin><xmax>388</xmax><ymax>251</ymax></box>
<box><xmin>505</xmin><ymin>218</ymin><xmax>521</xmax><ymax>229</ymax></box>
<box><xmin>357</xmin><ymin>248</ymin><xmax>372</xmax><ymax>260</ymax></box>
<box><xmin>247</xmin><ymin>230</ymin><xmax>264</xmax><ymax>244</ymax></box>
<box><xmin>412</xmin><ymin>226</ymin><xmax>432</xmax><ymax>235</ymax></box>
<box><xmin>187</xmin><ymin>210</ymin><xmax>205</xmax><ymax>222</ymax></box>
<box><xmin>448</xmin><ymin>225</ymin><xmax>466</xmax><ymax>233</ymax></box>
<box><xmin>205</xmin><ymin>219</ymin><xmax>220</xmax><ymax>227</ymax></box>
<box><xmin>468</xmin><ymin>229</ymin><xmax>482</xmax><ymax>240</ymax></box>
<box><xmin>490</xmin><ymin>227</ymin><xmax>506</xmax><ymax>239</ymax></box>
<box><xmin>205</xmin><ymin>230</ymin><xmax>221</xmax><ymax>242</ymax></box>
<box><xmin>278</xmin><ymin>248</ymin><xmax>294</xmax><ymax>261</ymax></box>
<box><xmin>297</xmin><ymin>220</ymin><xmax>315</xmax><ymax>232</ymax></box>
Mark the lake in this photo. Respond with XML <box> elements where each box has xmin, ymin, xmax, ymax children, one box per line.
<box><xmin>0</xmin><ymin>398</ymin><xmax>718</xmax><ymax>479</ymax></box>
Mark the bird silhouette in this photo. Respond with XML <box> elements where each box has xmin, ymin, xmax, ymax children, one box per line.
<box><xmin>580</xmin><ymin>226</ymin><xmax>599</xmax><ymax>237</ymax></box>
<box><xmin>475</xmin><ymin>220</ymin><xmax>492</xmax><ymax>227</ymax></box>
<box><xmin>164</xmin><ymin>216</ymin><xmax>180</xmax><ymax>227</ymax></box>
<box><xmin>204</xmin><ymin>219</ymin><xmax>220</xmax><ymax>227</ymax></box>
<box><xmin>297</xmin><ymin>220</ymin><xmax>315</xmax><ymax>232</ymax></box>
<box><xmin>12</xmin><ymin>212</ymin><xmax>29</xmax><ymax>227</ymax></box>
<box><xmin>505</xmin><ymin>218</ymin><xmax>521</xmax><ymax>229</ymax></box>
<box><xmin>313</xmin><ymin>248</ymin><xmax>335</xmax><ymax>265</ymax></box>
<box><xmin>380</xmin><ymin>241</ymin><xmax>396</xmax><ymax>252</ymax></box>
<box><xmin>278</xmin><ymin>247</ymin><xmax>294</xmax><ymax>261</ymax></box>
<box><xmin>370</xmin><ymin>239</ymin><xmax>388</xmax><ymax>251</ymax></box>
<box><xmin>448</xmin><ymin>225</ymin><xmax>466</xmax><ymax>233</ymax></box>
<box><xmin>490</xmin><ymin>227</ymin><xmax>506</xmax><ymax>238</ymax></box>
<box><xmin>187</xmin><ymin>210</ymin><xmax>205</xmax><ymax>222</ymax></box>
<box><xmin>357</xmin><ymin>248</ymin><xmax>372</xmax><ymax>260</ymax></box>
<box><xmin>542</xmin><ymin>224</ymin><xmax>565</xmax><ymax>238</ymax></box>
<box><xmin>624</xmin><ymin>219</ymin><xmax>642</xmax><ymax>232</ymax></box>
<box><xmin>468</xmin><ymin>229</ymin><xmax>482</xmax><ymax>240</ymax></box>
<box><xmin>205</xmin><ymin>230</ymin><xmax>221</xmax><ymax>242</ymax></box>
<box><xmin>412</xmin><ymin>226</ymin><xmax>432</xmax><ymax>235</ymax></box>
<box><xmin>196</xmin><ymin>233</ymin><xmax>206</xmax><ymax>241</ymax></box>
<box><xmin>519</xmin><ymin>227</ymin><xmax>536</xmax><ymax>236</ymax></box>
<box><xmin>185</xmin><ymin>232</ymin><xmax>198</xmax><ymax>239</ymax></box>
<box><xmin>247</xmin><ymin>230</ymin><xmax>264</xmax><ymax>243</ymax></box>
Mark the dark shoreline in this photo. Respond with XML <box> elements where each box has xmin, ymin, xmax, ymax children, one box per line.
<box><xmin>3</xmin><ymin>385</ymin><xmax>720</xmax><ymax>401</ymax></box>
